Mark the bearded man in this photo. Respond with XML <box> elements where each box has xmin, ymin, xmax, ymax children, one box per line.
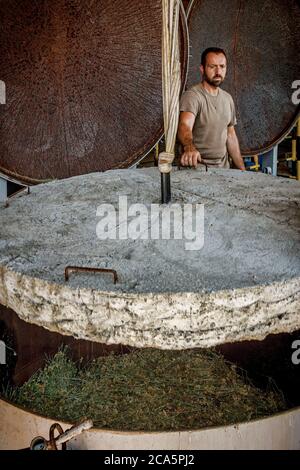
<box><xmin>178</xmin><ymin>47</ymin><xmax>245</xmax><ymax>170</ymax></box>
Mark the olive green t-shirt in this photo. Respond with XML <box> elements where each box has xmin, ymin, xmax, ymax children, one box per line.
<box><xmin>179</xmin><ymin>84</ymin><xmax>237</xmax><ymax>168</ymax></box>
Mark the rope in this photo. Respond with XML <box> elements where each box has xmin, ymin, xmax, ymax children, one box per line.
<box><xmin>158</xmin><ymin>0</ymin><xmax>181</xmax><ymax>174</ymax></box>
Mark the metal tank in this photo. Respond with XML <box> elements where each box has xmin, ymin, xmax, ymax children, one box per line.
<box><xmin>0</xmin><ymin>0</ymin><xmax>300</xmax><ymax>450</ymax></box>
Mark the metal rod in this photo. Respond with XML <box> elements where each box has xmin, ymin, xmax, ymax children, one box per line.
<box><xmin>30</xmin><ymin>419</ymin><xmax>93</xmax><ymax>450</ymax></box>
<box><xmin>161</xmin><ymin>172</ymin><xmax>171</xmax><ymax>204</ymax></box>
<box><xmin>296</xmin><ymin>118</ymin><xmax>300</xmax><ymax>181</ymax></box>
<box><xmin>55</xmin><ymin>419</ymin><xmax>93</xmax><ymax>447</ymax></box>
<box><xmin>297</xmin><ymin>118</ymin><xmax>300</xmax><ymax>160</ymax></box>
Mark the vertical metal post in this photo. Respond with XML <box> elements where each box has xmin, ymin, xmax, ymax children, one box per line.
<box><xmin>0</xmin><ymin>177</ymin><xmax>7</xmax><ymax>202</ymax></box>
<box><xmin>297</xmin><ymin>119</ymin><xmax>300</xmax><ymax>181</ymax></box>
<box><xmin>260</xmin><ymin>145</ymin><xmax>278</xmax><ymax>176</ymax></box>
<box><xmin>161</xmin><ymin>173</ymin><xmax>171</xmax><ymax>204</ymax></box>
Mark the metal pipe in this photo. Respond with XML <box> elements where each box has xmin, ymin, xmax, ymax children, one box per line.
<box><xmin>297</xmin><ymin>118</ymin><xmax>300</xmax><ymax>158</ymax></box>
<box><xmin>292</xmin><ymin>127</ymin><xmax>297</xmax><ymax>161</ymax></box>
<box><xmin>296</xmin><ymin>119</ymin><xmax>300</xmax><ymax>180</ymax></box>
<box><xmin>161</xmin><ymin>172</ymin><xmax>171</xmax><ymax>204</ymax></box>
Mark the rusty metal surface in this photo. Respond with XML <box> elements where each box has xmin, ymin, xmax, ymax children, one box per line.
<box><xmin>217</xmin><ymin>331</ymin><xmax>300</xmax><ymax>407</ymax></box>
<box><xmin>0</xmin><ymin>0</ymin><xmax>188</xmax><ymax>183</ymax></box>
<box><xmin>1</xmin><ymin>303</ymin><xmax>300</xmax><ymax>406</ymax></box>
<box><xmin>182</xmin><ymin>0</ymin><xmax>192</xmax><ymax>10</ymax></box>
<box><xmin>187</xmin><ymin>0</ymin><xmax>300</xmax><ymax>155</ymax></box>
<box><xmin>0</xmin><ymin>304</ymin><xmax>131</xmax><ymax>386</ymax></box>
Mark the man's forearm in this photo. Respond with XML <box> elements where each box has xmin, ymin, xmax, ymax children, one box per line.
<box><xmin>227</xmin><ymin>134</ymin><xmax>245</xmax><ymax>170</ymax></box>
<box><xmin>178</xmin><ymin>119</ymin><xmax>201</xmax><ymax>167</ymax></box>
<box><xmin>178</xmin><ymin>123</ymin><xmax>196</xmax><ymax>149</ymax></box>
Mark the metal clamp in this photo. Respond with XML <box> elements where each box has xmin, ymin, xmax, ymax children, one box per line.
<box><xmin>30</xmin><ymin>419</ymin><xmax>93</xmax><ymax>450</ymax></box>
<box><xmin>30</xmin><ymin>423</ymin><xmax>66</xmax><ymax>451</ymax></box>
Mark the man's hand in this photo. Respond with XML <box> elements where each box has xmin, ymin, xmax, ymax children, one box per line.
<box><xmin>180</xmin><ymin>144</ymin><xmax>202</xmax><ymax>167</ymax></box>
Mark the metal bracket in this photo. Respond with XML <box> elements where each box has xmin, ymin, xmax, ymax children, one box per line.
<box><xmin>260</xmin><ymin>145</ymin><xmax>278</xmax><ymax>176</ymax></box>
<box><xmin>0</xmin><ymin>177</ymin><xmax>7</xmax><ymax>202</ymax></box>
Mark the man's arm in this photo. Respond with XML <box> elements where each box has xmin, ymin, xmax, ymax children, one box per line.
<box><xmin>178</xmin><ymin>111</ymin><xmax>201</xmax><ymax>167</ymax></box>
<box><xmin>227</xmin><ymin>126</ymin><xmax>245</xmax><ymax>170</ymax></box>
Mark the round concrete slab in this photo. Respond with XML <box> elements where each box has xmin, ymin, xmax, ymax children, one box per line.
<box><xmin>0</xmin><ymin>168</ymin><xmax>299</xmax><ymax>348</ymax></box>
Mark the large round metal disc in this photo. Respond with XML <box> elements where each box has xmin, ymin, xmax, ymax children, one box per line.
<box><xmin>0</xmin><ymin>0</ymin><xmax>188</xmax><ymax>183</ymax></box>
<box><xmin>187</xmin><ymin>0</ymin><xmax>300</xmax><ymax>155</ymax></box>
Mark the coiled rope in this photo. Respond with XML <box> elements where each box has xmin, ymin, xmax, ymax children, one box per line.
<box><xmin>158</xmin><ymin>0</ymin><xmax>181</xmax><ymax>174</ymax></box>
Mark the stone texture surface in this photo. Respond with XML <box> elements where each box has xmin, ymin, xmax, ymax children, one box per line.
<box><xmin>0</xmin><ymin>167</ymin><xmax>299</xmax><ymax>348</ymax></box>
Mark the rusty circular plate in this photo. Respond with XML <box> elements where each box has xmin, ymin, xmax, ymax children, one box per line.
<box><xmin>0</xmin><ymin>0</ymin><xmax>188</xmax><ymax>184</ymax></box>
<box><xmin>187</xmin><ymin>0</ymin><xmax>300</xmax><ymax>155</ymax></box>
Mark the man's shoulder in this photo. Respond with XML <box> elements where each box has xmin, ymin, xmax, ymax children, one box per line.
<box><xmin>219</xmin><ymin>87</ymin><xmax>235</xmax><ymax>103</ymax></box>
<box><xmin>181</xmin><ymin>84</ymin><xmax>205</xmax><ymax>101</ymax></box>
<box><xmin>182</xmin><ymin>85</ymin><xmax>234</xmax><ymax>101</ymax></box>
<box><xmin>183</xmin><ymin>83</ymin><xmax>203</xmax><ymax>95</ymax></box>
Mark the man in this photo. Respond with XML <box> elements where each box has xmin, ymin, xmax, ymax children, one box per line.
<box><xmin>178</xmin><ymin>47</ymin><xmax>245</xmax><ymax>170</ymax></box>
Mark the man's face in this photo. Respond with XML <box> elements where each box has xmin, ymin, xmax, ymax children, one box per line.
<box><xmin>200</xmin><ymin>52</ymin><xmax>227</xmax><ymax>87</ymax></box>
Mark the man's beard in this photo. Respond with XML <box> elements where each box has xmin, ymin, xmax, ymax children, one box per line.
<box><xmin>204</xmin><ymin>73</ymin><xmax>224</xmax><ymax>87</ymax></box>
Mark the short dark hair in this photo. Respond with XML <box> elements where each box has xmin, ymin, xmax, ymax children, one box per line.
<box><xmin>201</xmin><ymin>47</ymin><xmax>227</xmax><ymax>66</ymax></box>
